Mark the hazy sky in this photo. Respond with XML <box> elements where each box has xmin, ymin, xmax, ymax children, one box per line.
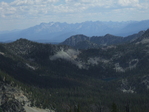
<box><xmin>0</xmin><ymin>0</ymin><xmax>149</xmax><ymax>31</ymax></box>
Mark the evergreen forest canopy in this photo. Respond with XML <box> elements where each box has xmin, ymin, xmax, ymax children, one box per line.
<box><xmin>0</xmin><ymin>29</ymin><xmax>149</xmax><ymax>112</ymax></box>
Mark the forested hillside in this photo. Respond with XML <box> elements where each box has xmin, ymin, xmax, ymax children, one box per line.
<box><xmin>0</xmin><ymin>29</ymin><xmax>149</xmax><ymax>112</ymax></box>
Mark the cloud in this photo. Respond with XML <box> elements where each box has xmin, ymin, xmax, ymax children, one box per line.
<box><xmin>1</xmin><ymin>0</ymin><xmax>148</xmax><ymax>18</ymax></box>
<box><xmin>11</xmin><ymin>0</ymin><xmax>59</xmax><ymax>6</ymax></box>
<box><xmin>0</xmin><ymin>2</ymin><xmax>17</xmax><ymax>17</ymax></box>
<box><xmin>0</xmin><ymin>0</ymin><xmax>149</xmax><ymax>31</ymax></box>
<box><xmin>118</xmin><ymin>0</ymin><xmax>139</xmax><ymax>6</ymax></box>
<box><xmin>65</xmin><ymin>0</ymin><xmax>75</xmax><ymax>2</ymax></box>
<box><xmin>11</xmin><ymin>0</ymin><xmax>31</xmax><ymax>6</ymax></box>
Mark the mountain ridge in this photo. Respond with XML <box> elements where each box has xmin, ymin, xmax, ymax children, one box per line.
<box><xmin>61</xmin><ymin>30</ymin><xmax>145</xmax><ymax>49</ymax></box>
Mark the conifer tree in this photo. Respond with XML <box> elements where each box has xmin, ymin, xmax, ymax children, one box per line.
<box><xmin>125</xmin><ymin>103</ymin><xmax>130</xmax><ymax>112</ymax></box>
<box><xmin>111</xmin><ymin>103</ymin><xmax>118</xmax><ymax>112</ymax></box>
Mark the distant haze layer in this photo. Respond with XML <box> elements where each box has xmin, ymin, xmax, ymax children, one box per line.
<box><xmin>0</xmin><ymin>20</ymin><xmax>149</xmax><ymax>42</ymax></box>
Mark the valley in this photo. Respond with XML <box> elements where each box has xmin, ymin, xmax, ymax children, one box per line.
<box><xmin>0</xmin><ymin>29</ymin><xmax>149</xmax><ymax>112</ymax></box>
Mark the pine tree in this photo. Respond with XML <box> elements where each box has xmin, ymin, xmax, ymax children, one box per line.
<box><xmin>125</xmin><ymin>103</ymin><xmax>130</xmax><ymax>112</ymax></box>
<box><xmin>111</xmin><ymin>102</ymin><xmax>118</xmax><ymax>112</ymax></box>
<box><xmin>0</xmin><ymin>108</ymin><xmax>3</xmax><ymax>112</ymax></box>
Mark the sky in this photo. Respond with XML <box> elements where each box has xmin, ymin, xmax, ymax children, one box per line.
<box><xmin>0</xmin><ymin>0</ymin><xmax>149</xmax><ymax>31</ymax></box>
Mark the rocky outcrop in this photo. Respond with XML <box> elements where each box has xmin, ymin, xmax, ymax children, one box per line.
<box><xmin>0</xmin><ymin>81</ymin><xmax>27</xmax><ymax>112</ymax></box>
<box><xmin>0</xmin><ymin>81</ymin><xmax>53</xmax><ymax>112</ymax></box>
<box><xmin>1</xmin><ymin>99</ymin><xmax>25</xmax><ymax>112</ymax></box>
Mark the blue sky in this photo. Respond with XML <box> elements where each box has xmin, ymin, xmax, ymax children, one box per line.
<box><xmin>0</xmin><ymin>0</ymin><xmax>149</xmax><ymax>31</ymax></box>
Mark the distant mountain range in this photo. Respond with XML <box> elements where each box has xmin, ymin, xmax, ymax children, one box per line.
<box><xmin>0</xmin><ymin>20</ymin><xmax>149</xmax><ymax>42</ymax></box>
